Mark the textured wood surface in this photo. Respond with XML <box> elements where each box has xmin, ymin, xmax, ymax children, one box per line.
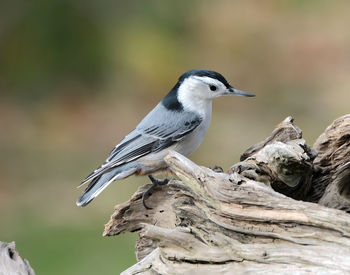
<box><xmin>0</xmin><ymin>242</ymin><xmax>35</xmax><ymax>275</ymax></box>
<box><xmin>311</xmin><ymin>114</ymin><xmax>350</xmax><ymax>209</ymax></box>
<box><xmin>103</xmin><ymin>115</ymin><xmax>350</xmax><ymax>275</ymax></box>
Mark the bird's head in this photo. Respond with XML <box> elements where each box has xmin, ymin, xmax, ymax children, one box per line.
<box><xmin>162</xmin><ymin>69</ymin><xmax>255</xmax><ymax>113</ymax></box>
<box><xmin>178</xmin><ymin>69</ymin><xmax>254</xmax><ymax>100</ymax></box>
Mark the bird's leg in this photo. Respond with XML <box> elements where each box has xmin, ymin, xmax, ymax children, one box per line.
<box><xmin>210</xmin><ymin>165</ymin><xmax>224</xmax><ymax>173</ymax></box>
<box><xmin>142</xmin><ymin>175</ymin><xmax>170</xmax><ymax>209</ymax></box>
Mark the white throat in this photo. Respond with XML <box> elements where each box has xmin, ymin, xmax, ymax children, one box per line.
<box><xmin>177</xmin><ymin>78</ymin><xmax>213</xmax><ymax>119</ymax></box>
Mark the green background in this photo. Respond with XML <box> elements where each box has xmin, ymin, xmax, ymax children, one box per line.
<box><xmin>1</xmin><ymin>1</ymin><xmax>350</xmax><ymax>274</ymax></box>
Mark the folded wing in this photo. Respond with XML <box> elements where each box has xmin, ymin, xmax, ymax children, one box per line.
<box><xmin>79</xmin><ymin>103</ymin><xmax>202</xmax><ymax>186</ymax></box>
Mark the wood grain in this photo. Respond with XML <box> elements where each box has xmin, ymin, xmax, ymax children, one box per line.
<box><xmin>104</xmin><ymin>115</ymin><xmax>350</xmax><ymax>275</ymax></box>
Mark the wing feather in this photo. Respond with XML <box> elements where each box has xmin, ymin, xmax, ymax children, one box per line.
<box><xmin>80</xmin><ymin>103</ymin><xmax>202</xmax><ymax>186</ymax></box>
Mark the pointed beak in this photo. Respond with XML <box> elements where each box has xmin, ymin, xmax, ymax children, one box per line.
<box><xmin>228</xmin><ymin>87</ymin><xmax>255</xmax><ymax>97</ymax></box>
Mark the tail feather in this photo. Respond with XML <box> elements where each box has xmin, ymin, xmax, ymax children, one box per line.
<box><xmin>76</xmin><ymin>167</ymin><xmax>137</xmax><ymax>207</ymax></box>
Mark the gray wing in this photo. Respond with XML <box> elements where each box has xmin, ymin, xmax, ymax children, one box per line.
<box><xmin>80</xmin><ymin>103</ymin><xmax>202</xmax><ymax>186</ymax></box>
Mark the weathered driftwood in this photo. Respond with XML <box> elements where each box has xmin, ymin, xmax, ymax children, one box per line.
<box><xmin>231</xmin><ymin>116</ymin><xmax>317</xmax><ymax>201</ymax></box>
<box><xmin>310</xmin><ymin>115</ymin><xmax>350</xmax><ymax>210</ymax></box>
<box><xmin>104</xmin><ymin>115</ymin><xmax>350</xmax><ymax>275</ymax></box>
<box><xmin>0</xmin><ymin>242</ymin><xmax>35</xmax><ymax>275</ymax></box>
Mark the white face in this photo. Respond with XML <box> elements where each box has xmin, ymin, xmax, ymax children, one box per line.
<box><xmin>183</xmin><ymin>76</ymin><xmax>231</xmax><ymax>100</ymax></box>
<box><xmin>177</xmin><ymin>74</ymin><xmax>253</xmax><ymax>115</ymax></box>
<box><xmin>176</xmin><ymin>75</ymin><xmax>231</xmax><ymax>116</ymax></box>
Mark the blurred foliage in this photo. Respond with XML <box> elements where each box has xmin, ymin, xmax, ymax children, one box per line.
<box><xmin>1</xmin><ymin>0</ymin><xmax>108</xmax><ymax>100</ymax></box>
<box><xmin>0</xmin><ymin>0</ymin><xmax>194</xmax><ymax>101</ymax></box>
<box><xmin>1</xmin><ymin>0</ymin><xmax>350</xmax><ymax>274</ymax></box>
<box><xmin>2</xmin><ymin>219</ymin><xmax>137</xmax><ymax>275</ymax></box>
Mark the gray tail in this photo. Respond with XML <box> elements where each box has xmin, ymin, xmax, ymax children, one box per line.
<box><xmin>76</xmin><ymin>167</ymin><xmax>136</xmax><ymax>207</ymax></box>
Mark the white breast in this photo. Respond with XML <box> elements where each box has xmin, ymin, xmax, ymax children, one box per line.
<box><xmin>174</xmin><ymin>101</ymin><xmax>212</xmax><ymax>156</ymax></box>
<box><xmin>138</xmin><ymin>102</ymin><xmax>212</xmax><ymax>168</ymax></box>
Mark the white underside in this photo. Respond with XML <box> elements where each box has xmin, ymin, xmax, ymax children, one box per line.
<box><xmin>139</xmin><ymin>101</ymin><xmax>212</xmax><ymax>167</ymax></box>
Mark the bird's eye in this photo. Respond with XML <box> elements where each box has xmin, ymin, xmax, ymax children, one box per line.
<box><xmin>209</xmin><ymin>85</ymin><xmax>217</xmax><ymax>91</ymax></box>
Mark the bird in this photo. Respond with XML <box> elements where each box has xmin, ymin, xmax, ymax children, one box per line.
<box><xmin>76</xmin><ymin>69</ymin><xmax>255</xmax><ymax>208</ymax></box>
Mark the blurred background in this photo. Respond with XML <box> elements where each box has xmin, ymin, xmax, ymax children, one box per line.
<box><xmin>1</xmin><ymin>0</ymin><xmax>350</xmax><ymax>273</ymax></box>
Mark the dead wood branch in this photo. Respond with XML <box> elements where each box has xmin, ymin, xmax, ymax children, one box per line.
<box><xmin>104</xmin><ymin>115</ymin><xmax>350</xmax><ymax>275</ymax></box>
<box><xmin>0</xmin><ymin>242</ymin><xmax>35</xmax><ymax>275</ymax></box>
<box><xmin>311</xmin><ymin>115</ymin><xmax>350</xmax><ymax>209</ymax></box>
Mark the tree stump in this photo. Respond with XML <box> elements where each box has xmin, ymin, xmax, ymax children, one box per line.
<box><xmin>104</xmin><ymin>115</ymin><xmax>350</xmax><ymax>275</ymax></box>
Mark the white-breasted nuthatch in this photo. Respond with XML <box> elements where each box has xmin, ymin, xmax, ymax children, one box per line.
<box><xmin>77</xmin><ymin>69</ymin><xmax>254</xmax><ymax>208</ymax></box>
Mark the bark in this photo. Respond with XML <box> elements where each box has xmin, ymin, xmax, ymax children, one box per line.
<box><xmin>104</xmin><ymin>115</ymin><xmax>350</xmax><ymax>275</ymax></box>
<box><xmin>0</xmin><ymin>242</ymin><xmax>35</xmax><ymax>275</ymax></box>
<box><xmin>310</xmin><ymin>115</ymin><xmax>350</xmax><ymax>209</ymax></box>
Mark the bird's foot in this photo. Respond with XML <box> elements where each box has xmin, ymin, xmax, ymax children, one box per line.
<box><xmin>142</xmin><ymin>175</ymin><xmax>170</xmax><ymax>209</ymax></box>
<box><xmin>210</xmin><ymin>165</ymin><xmax>224</xmax><ymax>173</ymax></box>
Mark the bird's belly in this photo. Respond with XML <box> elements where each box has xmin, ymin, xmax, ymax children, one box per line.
<box><xmin>174</xmin><ymin>121</ymin><xmax>208</xmax><ymax>156</ymax></box>
<box><xmin>138</xmin><ymin>147</ymin><xmax>173</xmax><ymax>166</ymax></box>
<box><xmin>138</xmin><ymin>115</ymin><xmax>211</xmax><ymax>170</ymax></box>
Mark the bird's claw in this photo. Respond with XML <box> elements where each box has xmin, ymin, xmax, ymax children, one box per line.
<box><xmin>142</xmin><ymin>175</ymin><xmax>170</xmax><ymax>209</ymax></box>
